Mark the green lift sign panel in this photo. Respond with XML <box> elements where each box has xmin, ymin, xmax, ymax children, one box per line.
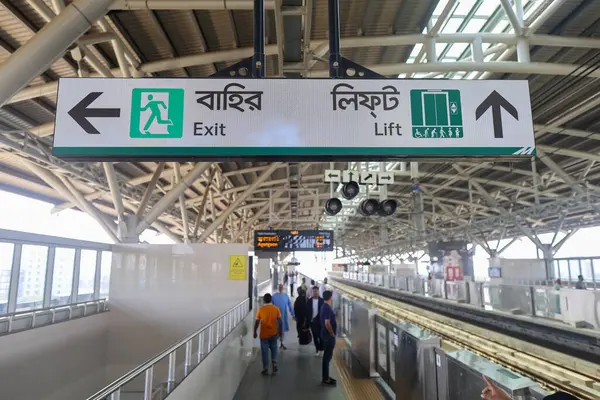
<box><xmin>53</xmin><ymin>78</ymin><xmax>535</xmax><ymax>161</ymax></box>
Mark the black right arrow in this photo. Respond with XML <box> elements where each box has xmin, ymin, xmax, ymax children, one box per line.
<box><xmin>68</xmin><ymin>92</ymin><xmax>121</xmax><ymax>134</ymax></box>
<box><xmin>380</xmin><ymin>176</ymin><xmax>391</xmax><ymax>181</ymax></box>
<box><xmin>475</xmin><ymin>90</ymin><xmax>518</xmax><ymax>139</ymax></box>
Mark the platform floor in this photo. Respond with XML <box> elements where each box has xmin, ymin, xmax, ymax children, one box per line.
<box><xmin>233</xmin><ymin>338</ymin><xmax>346</xmax><ymax>400</ymax></box>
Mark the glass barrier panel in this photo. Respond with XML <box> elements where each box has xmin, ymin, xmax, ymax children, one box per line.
<box><xmin>581</xmin><ymin>259</ymin><xmax>593</xmax><ymax>281</ymax></box>
<box><xmin>78</xmin><ymin>250</ymin><xmax>97</xmax><ymax>302</ymax></box>
<box><xmin>558</xmin><ymin>260</ymin><xmax>569</xmax><ymax>282</ymax></box>
<box><xmin>0</xmin><ymin>242</ymin><xmax>13</xmax><ymax>313</ymax></box>
<box><xmin>52</xmin><ymin>247</ymin><xmax>75</xmax><ymax>306</ymax></box>
<box><xmin>568</xmin><ymin>259</ymin><xmax>580</xmax><ymax>280</ymax></box>
<box><xmin>594</xmin><ymin>259</ymin><xmax>600</xmax><ymax>284</ymax></box>
<box><xmin>16</xmin><ymin>244</ymin><xmax>48</xmax><ymax>311</ymax></box>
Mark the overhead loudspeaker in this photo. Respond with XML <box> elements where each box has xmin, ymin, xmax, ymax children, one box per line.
<box><xmin>358</xmin><ymin>199</ymin><xmax>379</xmax><ymax>216</ymax></box>
<box><xmin>377</xmin><ymin>199</ymin><xmax>397</xmax><ymax>216</ymax></box>
<box><xmin>325</xmin><ymin>198</ymin><xmax>342</xmax><ymax>216</ymax></box>
<box><xmin>341</xmin><ymin>181</ymin><xmax>359</xmax><ymax>200</ymax></box>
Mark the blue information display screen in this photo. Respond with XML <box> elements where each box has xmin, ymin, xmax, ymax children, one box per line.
<box><xmin>254</xmin><ymin>230</ymin><xmax>334</xmax><ymax>252</ymax></box>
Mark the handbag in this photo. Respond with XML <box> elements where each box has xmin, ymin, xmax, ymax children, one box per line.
<box><xmin>299</xmin><ymin>327</ymin><xmax>312</xmax><ymax>345</ymax></box>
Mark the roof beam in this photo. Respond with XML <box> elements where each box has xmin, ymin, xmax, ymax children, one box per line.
<box><xmin>10</xmin><ymin>32</ymin><xmax>600</xmax><ymax>104</ymax></box>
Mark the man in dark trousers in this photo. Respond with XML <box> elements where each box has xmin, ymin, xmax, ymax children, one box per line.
<box><xmin>320</xmin><ymin>290</ymin><xmax>337</xmax><ymax>386</ymax></box>
<box><xmin>306</xmin><ymin>285</ymin><xmax>324</xmax><ymax>356</ymax></box>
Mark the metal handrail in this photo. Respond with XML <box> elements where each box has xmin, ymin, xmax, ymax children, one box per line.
<box><xmin>87</xmin><ymin>297</ymin><xmax>250</xmax><ymax>400</ymax></box>
<box><xmin>0</xmin><ymin>298</ymin><xmax>108</xmax><ymax>318</ymax></box>
<box><xmin>258</xmin><ymin>279</ymin><xmax>270</xmax><ymax>288</ymax></box>
<box><xmin>0</xmin><ymin>298</ymin><xmax>109</xmax><ymax>335</ymax></box>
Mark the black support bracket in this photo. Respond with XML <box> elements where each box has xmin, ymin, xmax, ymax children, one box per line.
<box><xmin>211</xmin><ymin>0</ymin><xmax>265</xmax><ymax>79</ymax></box>
<box><xmin>328</xmin><ymin>0</ymin><xmax>384</xmax><ymax>79</ymax></box>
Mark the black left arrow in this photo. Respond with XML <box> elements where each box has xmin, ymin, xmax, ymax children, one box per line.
<box><xmin>68</xmin><ymin>92</ymin><xmax>121</xmax><ymax>134</ymax></box>
<box><xmin>475</xmin><ymin>90</ymin><xmax>518</xmax><ymax>139</ymax></box>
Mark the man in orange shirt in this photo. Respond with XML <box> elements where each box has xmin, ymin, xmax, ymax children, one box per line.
<box><xmin>254</xmin><ymin>293</ymin><xmax>283</xmax><ymax>376</ymax></box>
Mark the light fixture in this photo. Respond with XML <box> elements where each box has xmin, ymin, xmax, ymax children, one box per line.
<box><xmin>358</xmin><ymin>199</ymin><xmax>379</xmax><ymax>216</ymax></box>
<box><xmin>325</xmin><ymin>198</ymin><xmax>342</xmax><ymax>216</ymax></box>
<box><xmin>341</xmin><ymin>181</ymin><xmax>359</xmax><ymax>200</ymax></box>
<box><xmin>377</xmin><ymin>199</ymin><xmax>397</xmax><ymax>216</ymax></box>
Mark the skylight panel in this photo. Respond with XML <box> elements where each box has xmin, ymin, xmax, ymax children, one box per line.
<box><xmin>491</xmin><ymin>20</ymin><xmax>511</xmax><ymax>33</ymax></box>
<box><xmin>432</xmin><ymin>0</ymin><xmax>452</xmax><ymax>16</ymax></box>
<box><xmin>455</xmin><ymin>0</ymin><xmax>478</xmax><ymax>15</ymax></box>
<box><xmin>446</xmin><ymin>43</ymin><xmax>469</xmax><ymax>58</ymax></box>
<box><xmin>408</xmin><ymin>43</ymin><xmax>423</xmax><ymax>59</ymax></box>
<box><xmin>475</xmin><ymin>0</ymin><xmax>500</xmax><ymax>16</ymax></box>
<box><xmin>463</xmin><ymin>18</ymin><xmax>486</xmax><ymax>33</ymax></box>
<box><xmin>441</xmin><ymin>17</ymin><xmax>463</xmax><ymax>33</ymax></box>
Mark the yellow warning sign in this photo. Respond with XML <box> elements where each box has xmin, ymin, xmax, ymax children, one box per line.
<box><xmin>229</xmin><ymin>255</ymin><xmax>247</xmax><ymax>280</ymax></box>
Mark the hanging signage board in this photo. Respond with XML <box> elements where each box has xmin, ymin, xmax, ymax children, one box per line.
<box><xmin>254</xmin><ymin>229</ymin><xmax>334</xmax><ymax>252</ymax></box>
<box><xmin>53</xmin><ymin>78</ymin><xmax>535</xmax><ymax>161</ymax></box>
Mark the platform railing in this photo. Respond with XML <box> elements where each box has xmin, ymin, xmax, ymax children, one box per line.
<box><xmin>86</xmin><ymin>298</ymin><xmax>250</xmax><ymax>400</ymax></box>
<box><xmin>0</xmin><ymin>297</ymin><xmax>108</xmax><ymax>335</ymax></box>
<box><xmin>329</xmin><ymin>271</ymin><xmax>564</xmax><ymax>320</ymax></box>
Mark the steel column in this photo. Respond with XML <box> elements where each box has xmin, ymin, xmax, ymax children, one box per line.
<box><xmin>197</xmin><ymin>163</ymin><xmax>282</xmax><ymax>243</ymax></box>
<box><xmin>136</xmin><ymin>162</ymin><xmax>166</xmax><ymax>220</ymax></box>
<box><xmin>103</xmin><ymin>162</ymin><xmax>126</xmax><ymax>223</ymax></box>
<box><xmin>59</xmin><ymin>175</ymin><xmax>120</xmax><ymax>242</ymax></box>
<box><xmin>136</xmin><ymin>162</ymin><xmax>211</xmax><ymax>235</ymax></box>
<box><xmin>0</xmin><ymin>0</ymin><xmax>113</xmax><ymax>106</ymax></box>
<box><xmin>174</xmin><ymin>163</ymin><xmax>190</xmax><ymax>243</ymax></box>
<box><xmin>24</xmin><ymin>161</ymin><xmax>120</xmax><ymax>243</ymax></box>
<box><xmin>192</xmin><ymin>168</ymin><xmax>217</xmax><ymax>239</ymax></box>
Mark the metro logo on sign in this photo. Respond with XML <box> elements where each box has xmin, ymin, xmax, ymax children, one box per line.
<box><xmin>130</xmin><ymin>88</ymin><xmax>184</xmax><ymax>139</ymax></box>
<box><xmin>410</xmin><ymin>89</ymin><xmax>463</xmax><ymax>139</ymax></box>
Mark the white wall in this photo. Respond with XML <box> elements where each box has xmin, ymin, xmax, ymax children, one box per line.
<box><xmin>256</xmin><ymin>258</ymin><xmax>272</xmax><ymax>283</ymax></box>
<box><xmin>105</xmin><ymin>243</ymin><xmax>251</xmax><ymax>382</ymax></box>
<box><xmin>0</xmin><ymin>313</ymin><xmax>109</xmax><ymax>400</ymax></box>
<box><xmin>492</xmin><ymin>258</ymin><xmax>546</xmax><ymax>281</ymax></box>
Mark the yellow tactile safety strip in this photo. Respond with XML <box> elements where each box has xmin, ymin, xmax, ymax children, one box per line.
<box><xmin>333</xmin><ymin>339</ymin><xmax>384</xmax><ymax>400</ymax></box>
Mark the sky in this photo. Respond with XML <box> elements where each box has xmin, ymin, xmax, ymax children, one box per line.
<box><xmin>0</xmin><ymin>190</ymin><xmax>175</xmax><ymax>244</ymax></box>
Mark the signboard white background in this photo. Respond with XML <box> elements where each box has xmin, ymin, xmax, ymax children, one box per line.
<box><xmin>53</xmin><ymin>78</ymin><xmax>535</xmax><ymax>159</ymax></box>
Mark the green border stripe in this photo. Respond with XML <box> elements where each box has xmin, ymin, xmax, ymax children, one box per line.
<box><xmin>53</xmin><ymin>147</ymin><xmax>535</xmax><ymax>156</ymax></box>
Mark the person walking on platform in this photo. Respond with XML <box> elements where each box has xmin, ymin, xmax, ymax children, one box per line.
<box><xmin>272</xmin><ymin>283</ymin><xmax>295</xmax><ymax>350</ymax></box>
<box><xmin>254</xmin><ymin>293</ymin><xmax>282</xmax><ymax>376</ymax></box>
<box><xmin>301</xmin><ymin>277</ymin><xmax>308</xmax><ymax>294</ymax></box>
<box><xmin>290</xmin><ymin>273</ymin><xmax>296</xmax><ymax>297</ymax></box>
<box><xmin>294</xmin><ymin>287</ymin><xmax>309</xmax><ymax>343</ymax></box>
<box><xmin>306</xmin><ymin>285</ymin><xmax>324</xmax><ymax>356</ymax></box>
<box><xmin>319</xmin><ymin>277</ymin><xmax>330</xmax><ymax>298</ymax></box>
<box><xmin>576</xmin><ymin>275</ymin><xmax>587</xmax><ymax>290</ymax></box>
<box><xmin>320</xmin><ymin>290</ymin><xmax>337</xmax><ymax>386</ymax></box>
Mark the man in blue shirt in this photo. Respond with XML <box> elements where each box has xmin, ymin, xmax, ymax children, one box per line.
<box><xmin>319</xmin><ymin>290</ymin><xmax>337</xmax><ymax>386</ymax></box>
